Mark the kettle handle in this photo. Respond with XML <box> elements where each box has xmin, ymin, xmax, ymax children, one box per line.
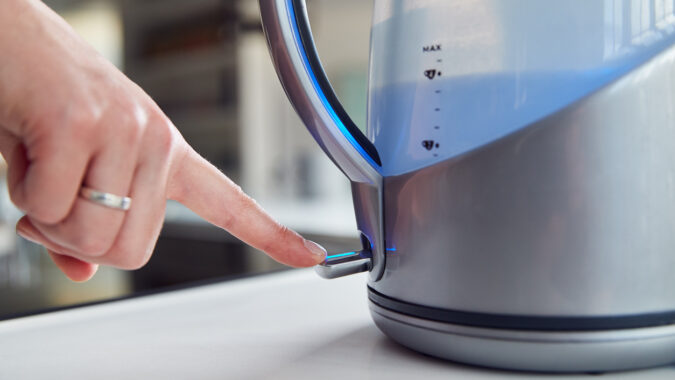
<box><xmin>259</xmin><ymin>0</ymin><xmax>382</xmax><ymax>185</ymax></box>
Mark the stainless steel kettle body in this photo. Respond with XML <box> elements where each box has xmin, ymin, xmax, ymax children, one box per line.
<box><xmin>260</xmin><ymin>0</ymin><xmax>675</xmax><ymax>372</ymax></box>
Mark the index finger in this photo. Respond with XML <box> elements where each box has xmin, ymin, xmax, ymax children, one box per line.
<box><xmin>168</xmin><ymin>148</ymin><xmax>326</xmax><ymax>267</ymax></box>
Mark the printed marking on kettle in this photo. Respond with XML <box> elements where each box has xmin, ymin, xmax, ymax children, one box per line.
<box><xmin>421</xmin><ymin>42</ymin><xmax>443</xmax><ymax>156</ymax></box>
<box><xmin>422</xmin><ymin>140</ymin><xmax>440</xmax><ymax>151</ymax></box>
<box><xmin>422</xmin><ymin>44</ymin><xmax>441</xmax><ymax>52</ymax></box>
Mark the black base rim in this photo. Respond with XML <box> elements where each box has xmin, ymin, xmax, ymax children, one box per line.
<box><xmin>368</xmin><ymin>287</ymin><xmax>675</xmax><ymax>331</ymax></box>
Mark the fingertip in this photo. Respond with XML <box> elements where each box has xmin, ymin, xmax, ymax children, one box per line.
<box><xmin>15</xmin><ymin>215</ymin><xmax>30</xmax><ymax>233</ymax></box>
<box><xmin>267</xmin><ymin>239</ymin><xmax>326</xmax><ymax>268</ymax></box>
<box><xmin>303</xmin><ymin>239</ymin><xmax>327</xmax><ymax>265</ymax></box>
<box><xmin>18</xmin><ymin>218</ymin><xmax>99</xmax><ymax>281</ymax></box>
<box><xmin>16</xmin><ymin>215</ymin><xmax>40</xmax><ymax>244</ymax></box>
<box><xmin>18</xmin><ymin>193</ymin><xmax>73</xmax><ymax>225</ymax></box>
<box><xmin>47</xmin><ymin>251</ymin><xmax>98</xmax><ymax>282</ymax></box>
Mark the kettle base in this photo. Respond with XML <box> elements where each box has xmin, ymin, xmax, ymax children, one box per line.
<box><xmin>370</xmin><ymin>301</ymin><xmax>675</xmax><ymax>373</ymax></box>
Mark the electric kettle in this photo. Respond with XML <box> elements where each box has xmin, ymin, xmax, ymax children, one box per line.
<box><xmin>259</xmin><ymin>0</ymin><xmax>675</xmax><ymax>372</ymax></box>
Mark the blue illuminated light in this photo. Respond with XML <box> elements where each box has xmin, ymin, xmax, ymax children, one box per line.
<box><xmin>326</xmin><ymin>252</ymin><xmax>357</xmax><ymax>260</ymax></box>
<box><xmin>385</xmin><ymin>247</ymin><xmax>397</xmax><ymax>252</ymax></box>
<box><xmin>287</xmin><ymin>0</ymin><xmax>380</xmax><ymax>171</ymax></box>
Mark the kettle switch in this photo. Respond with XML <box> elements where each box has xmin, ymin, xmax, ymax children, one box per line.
<box><xmin>315</xmin><ymin>250</ymin><xmax>372</xmax><ymax>279</ymax></box>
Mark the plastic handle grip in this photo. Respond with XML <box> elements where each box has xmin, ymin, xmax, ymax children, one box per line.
<box><xmin>259</xmin><ymin>0</ymin><xmax>382</xmax><ymax>185</ymax></box>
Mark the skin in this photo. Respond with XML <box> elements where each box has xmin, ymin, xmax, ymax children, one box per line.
<box><xmin>0</xmin><ymin>0</ymin><xmax>326</xmax><ymax>281</ymax></box>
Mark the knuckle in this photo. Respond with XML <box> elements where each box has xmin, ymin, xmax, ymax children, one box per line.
<box><xmin>118</xmin><ymin>117</ymin><xmax>143</xmax><ymax>148</ymax></box>
<box><xmin>275</xmin><ymin>224</ymin><xmax>293</xmax><ymax>244</ymax></box>
<box><xmin>146</xmin><ymin>104</ymin><xmax>166</xmax><ymax>123</ymax></box>
<box><xmin>15</xmin><ymin>191</ymin><xmax>71</xmax><ymax>226</ymax></box>
<box><xmin>114</xmin><ymin>104</ymin><xmax>146</xmax><ymax>147</ymax></box>
<box><xmin>147</xmin><ymin>112</ymin><xmax>182</xmax><ymax>158</ymax></box>
<box><xmin>107</xmin><ymin>235</ymin><xmax>156</xmax><ymax>270</ymax></box>
<box><xmin>231</xmin><ymin>182</ymin><xmax>245</xmax><ymax>198</ymax></box>
<box><xmin>60</xmin><ymin>108</ymin><xmax>101</xmax><ymax>140</ymax></box>
<box><xmin>9</xmin><ymin>179</ymin><xmax>70</xmax><ymax>225</ymax></box>
<box><xmin>261</xmin><ymin>224</ymin><xmax>292</xmax><ymax>254</ymax></box>
<box><xmin>19</xmin><ymin>196</ymin><xmax>69</xmax><ymax>225</ymax></box>
<box><xmin>29</xmin><ymin>207</ymin><xmax>68</xmax><ymax>225</ymax></box>
<box><xmin>153</xmin><ymin>125</ymin><xmax>178</xmax><ymax>158</ymax></box>
<box><xmin>115</xmin><ymin>248</ymin><xmax>152</xmax><ymax>270</ymax></box>
<box><xmin>24</xmin><ymin>104</ymin><xmax>100</xmax><ymax>144</ymax></box>
<box><xmin>212</xmin><ymin>185</ymin><xmax>249</xmax><ymax>232</ymax></box>
<box><xmin>218</xmin><ymin>212</ymin><xmax>236</xmax><ymax>232</ymax></box>
<box><xmin>73</xmin><ymin>234</ymin><xmax>112</xmax><ymax>258</ymax></box>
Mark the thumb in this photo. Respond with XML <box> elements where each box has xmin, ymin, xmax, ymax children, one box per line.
<box><xmin>168</xmin><ymin>148</ymin><xmax>326</xmax><ymax>267</ymax></box>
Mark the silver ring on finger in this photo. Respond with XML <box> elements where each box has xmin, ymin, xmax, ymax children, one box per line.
<box><xmin>79</xmin><ymin>186</ymin><xmax>132</xmax><ymax>211</ymax></box>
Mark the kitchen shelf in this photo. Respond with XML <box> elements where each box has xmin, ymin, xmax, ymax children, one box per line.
<box><xmin>123</xmin><ymin>0</ymin><xmax>231</xmax><ymax>31</ymax></box>
<box><xmin>126</xmin><ymin>46</ymin><xmax>237</xmax><ymax>85</ymax></box>
<box><xmin>166</xmin><ymin>105</ymin><xmax>237</xmax><ymax>132</ymax></box>
<box><xmin>122</xmin><ymin>0</ymin><xmax>240</xmax><ymax>173</ymax></box>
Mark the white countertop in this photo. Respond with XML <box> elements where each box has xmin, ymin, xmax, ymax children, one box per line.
<box><xmin>1</xmin><ymin>270</ymin><xmax>675</xmax><ymax>379</ymax></box>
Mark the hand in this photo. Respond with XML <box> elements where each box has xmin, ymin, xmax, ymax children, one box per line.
<box><xmin>0</xmin><ymin>0</ymin><xmax>326</xmax><ymax>281</ymax></box>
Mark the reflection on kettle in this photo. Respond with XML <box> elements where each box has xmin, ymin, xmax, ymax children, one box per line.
<box><xmin>260</xmin><ymin>0</ymin><xmax>675</xmax><ymax>372</ymax></box>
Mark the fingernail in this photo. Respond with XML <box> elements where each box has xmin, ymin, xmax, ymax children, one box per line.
<box><xmin>16</xmin><ymin>228</ymin><xmax>40</xmax><ymax>245</ymax></box>
<box><xmin>304</xmin><ymin>239</ymin><xmax>327</xmax><ymax>262</ymax></box>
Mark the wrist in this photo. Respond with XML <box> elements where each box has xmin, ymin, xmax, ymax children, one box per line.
<box><xmin>0</xmin><ymin>0</ymin><xmax>40</xmax><ymax>128</ymax></box>
<box><xmin>2</xmin><ymin>0</ymin><xmax>30</xmax><ymax>18</ymax></box>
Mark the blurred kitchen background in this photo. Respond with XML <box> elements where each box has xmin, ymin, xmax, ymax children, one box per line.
<box><xmin>0</xmin><ymin>0</ymin><xmax>370</xmax><ymax>318</ymax></box>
